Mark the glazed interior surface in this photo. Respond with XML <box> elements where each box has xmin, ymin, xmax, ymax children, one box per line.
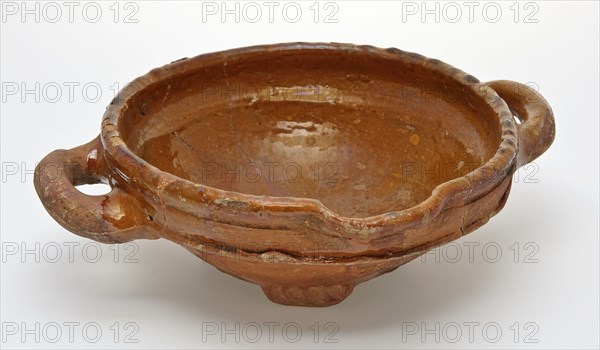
<box><xmin>120</xmin><ymin>47</ymin><xmax>502</xmax><ymax>218</ymax></box>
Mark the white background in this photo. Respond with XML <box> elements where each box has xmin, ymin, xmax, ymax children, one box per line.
<box><xmin>1</xmin><ymin>0</ymin><xmax>598</xmax><ymax>349</ymax></box>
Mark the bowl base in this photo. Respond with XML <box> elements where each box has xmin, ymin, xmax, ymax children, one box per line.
<box><xmin>261</xmin><ymin>284</ymin><xmax>354</xmax><ymax>307</ymax></box>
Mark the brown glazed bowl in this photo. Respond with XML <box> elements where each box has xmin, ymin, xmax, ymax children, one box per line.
<box><xmin>34</xmin><ymin>43</ymin><xmax>555</xmax><ymax>306</ymax></box>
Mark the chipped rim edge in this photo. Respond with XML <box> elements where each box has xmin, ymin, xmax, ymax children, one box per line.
<box><xmin>101</xmin><ymin>42</ymin><xmax>518</xmax><ymax>233</ymax></box>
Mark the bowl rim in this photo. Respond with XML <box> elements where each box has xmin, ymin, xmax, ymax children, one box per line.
<box><xmin>101</xmin><ymin>42</ymin><xmax>518</xmax><ymax>229</ymax></box>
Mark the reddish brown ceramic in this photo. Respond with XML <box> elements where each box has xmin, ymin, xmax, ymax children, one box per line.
<box><xmin>34</xmin><ymin>43</ymin><xmax>555</xmax><ymax>306</ymax></box>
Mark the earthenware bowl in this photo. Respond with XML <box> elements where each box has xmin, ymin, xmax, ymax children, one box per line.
<box><xmin>34</xmin><ymin>43</ymin><xmax>555</xmax><ymax>306</ymax></box>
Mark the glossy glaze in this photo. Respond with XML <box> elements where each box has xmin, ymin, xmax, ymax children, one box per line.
<box><xmin>35</xmin><ymin>43</ymin><xmax>555</xmax><ymax>306</ymax></box>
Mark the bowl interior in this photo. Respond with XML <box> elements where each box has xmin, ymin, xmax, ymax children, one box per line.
<box><xmin>119</xmin><ymin>46</ymin><xmax>502</xmax><ymax>218</ymax></box>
